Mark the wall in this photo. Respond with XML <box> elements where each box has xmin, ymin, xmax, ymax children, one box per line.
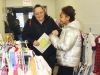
<box><xmin>0</xmin><ymin>0</ymin><xmax>6</xmax><ymax>39</ymax></box>
<box><xmin>55</xmin><ymin>0</ymin><xmax>100</xmax><ymax>34</ymax></box>
<box><xmin>76</xmin><ymin>0</ymin><xmax>100</xmax><ymax>34</ymax></box>
<box><xmin>55</xmin><ymin>0</ymin><xmax>78</xmax><ymax>18</ymax></box>
<box><xmin>6</xmin><ymin>0</ymin><xmax>56</xmax><ymax>18</ymax></box>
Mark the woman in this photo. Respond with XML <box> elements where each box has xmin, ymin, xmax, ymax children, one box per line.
<box><xmin>23</xmin><ymin>4</ymin><xmax>61</xmax><ymax>72</ymax></box>
<box><xmin>50</xmin><ymin>6</ymin><xmax>82</xmax><ymax>75</ymax></box>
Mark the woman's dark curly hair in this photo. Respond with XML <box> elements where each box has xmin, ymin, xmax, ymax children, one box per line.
<box><xmin>62</xmin><ymin>6</ymin><xmax>76</xmax><ymax>22</ymax></box>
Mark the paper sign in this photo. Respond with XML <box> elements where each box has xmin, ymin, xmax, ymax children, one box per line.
<box><xmin>99</xmin><ymin>38</ymin><xmax>100</xmax><ymax>43</ymax></box>
<box><xmin>34</xmin><ymin>33</ymin><xmax>51</xmax><ymax>53</ymax></box>
<box><xmin>23</xmin><ymin>0</ymin><xmax>32</xmax><ymax>6</ymax></box>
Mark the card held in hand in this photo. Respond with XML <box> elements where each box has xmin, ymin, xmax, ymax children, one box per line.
<box><xmin>33</xmin><ymin>33</ymin><xmax>51</xmax><ymax>53</ymax></box>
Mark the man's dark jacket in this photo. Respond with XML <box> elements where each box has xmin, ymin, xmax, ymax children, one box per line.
<box><xmin>23</xmin><ymin>15</ymin><xmax>61</xmax><ymax>69</ymax></box>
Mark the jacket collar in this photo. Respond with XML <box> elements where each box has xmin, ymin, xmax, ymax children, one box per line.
<box><xmin>64</xmin><ymin>20</ymin><xmax>81</xmax><ymax>30</ymax></box>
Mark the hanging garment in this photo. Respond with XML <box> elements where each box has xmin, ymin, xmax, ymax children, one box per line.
<box><xmin>83</xmin><ymin>33</ymin><xmax>95</xmax><ymax>65</ymax></box>
<box><xmin>93</xmin><ymin>35</ymin><xmax>100</xmax><ymax>74</ymax></box>
<box><xmin>77</xmin><ymin>33</ymin><xmax>96</xmax><ymax>75</ymax></box>
<box><xmin>34</xmin><ymin>56</ymin><xmax>52</xmax><ymax>75</ymax></box>
<box><xmin>27</xmin><ymin>55</ymin><xmax>52</xmax><ymax>75</ymax></box>
<box><xmin>29</xmin><ymin>57</ymin><xmax>37</xmax><ymax>75</ymax></box>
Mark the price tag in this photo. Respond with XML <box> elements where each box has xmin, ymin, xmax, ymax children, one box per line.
<box><xmin>98</xmin><ymin>38</ymin><xmax>100</xmax><ymax>43</ymax></box>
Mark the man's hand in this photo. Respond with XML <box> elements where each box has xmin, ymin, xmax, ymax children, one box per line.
<box><xmin>33</xmin><ymin>40</ymin><xmax>40</xmax><ymax>46</ymax></box>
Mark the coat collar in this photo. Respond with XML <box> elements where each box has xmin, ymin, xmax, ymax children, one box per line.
<box><xmin>64</xmin><ymin>20</ymin><xmax>81</xmax><ymax>30</ymax></box>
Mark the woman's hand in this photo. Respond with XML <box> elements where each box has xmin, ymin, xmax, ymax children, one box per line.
<box><xmin>52</xmin><ymin>30</ymin><xmax>59</xmax><ymax>36</ymax></box>
<box><xmin>33</xmin><ymin>40</ymin><xmax>40</xmax><ymax>46</ymax></box>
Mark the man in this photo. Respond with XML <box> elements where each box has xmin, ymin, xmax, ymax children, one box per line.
<box><xmin>23</xmin><ymin>4</ymin><xmax>61</xmax><ymax>73</ymax></box>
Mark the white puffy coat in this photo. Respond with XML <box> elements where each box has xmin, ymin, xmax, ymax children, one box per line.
<box><xmin>50</xmin><ymin>20</ymin><xmax>82</xmax><ymax>67</ymax></box>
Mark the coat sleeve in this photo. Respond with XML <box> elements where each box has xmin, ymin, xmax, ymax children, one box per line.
<box><xmin>50</xmin><ymin>30</ymin><xmax>79</xmax><ymax>51</ymax></box>
<box><xmin>49</xmin><ymin>17</ymin><xmax>62</xmax><ymax>36</ymax></box>
<box><xmin>22</xmin><ymin>24</ymin><xmax>35</xmax><ymax>43</ymax></box>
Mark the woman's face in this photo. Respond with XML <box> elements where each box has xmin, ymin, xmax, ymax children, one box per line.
<box><xmin>60</xmin><ymin>11</ymin><xmax>70</xmax><ymax>26</ymax></box>
<box><xmin>34</xmin><ymin>7</ymin><xmax>45</xmax><ymax>22</ymax></box>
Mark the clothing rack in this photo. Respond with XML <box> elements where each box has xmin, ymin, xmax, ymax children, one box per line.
<box><xmin>89</xmin><ymin>27</ymin><xmax>99</xmax><ymax>36</ymax></box>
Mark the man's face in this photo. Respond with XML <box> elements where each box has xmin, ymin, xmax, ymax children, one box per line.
<box><xmin>34</xmin><ymin>7</ymin><xmax>45</xmax><ymax>22</ymax></box>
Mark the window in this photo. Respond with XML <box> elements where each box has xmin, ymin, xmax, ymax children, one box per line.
<box><xmin>16</xmin><ymin>13</ymin><xmax>24</xmax><ymax>28</ymax></box>
<box><xmin>28</xmin><ymin>12</ymin><xmax>33</xmax><ymax>19</ymax></box>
